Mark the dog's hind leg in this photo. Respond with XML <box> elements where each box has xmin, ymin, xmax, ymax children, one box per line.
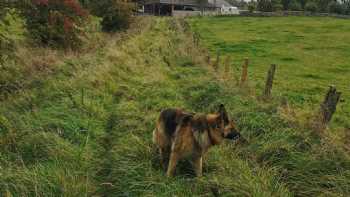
<box><xmin>159</xmin><ymin>147</ymin><xmax>170</xmax><ymax>170</ymax></box>
<box><xmin>193</xmin><ymin>156</ymin><xmax>203</xmax><ymax>177</ymax></box>
<box><xmin>154</xmin><ymin>127</ymin><xmax>171</xmax><ymax>171</ymax></box>
<box><xmin>167</xmin><ymin>151</ymin><xmax>179</xmax><ymax>177</ymax></box>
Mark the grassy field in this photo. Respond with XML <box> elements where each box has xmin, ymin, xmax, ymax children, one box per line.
<box><xmin>189</xmin><ymin>16</ymin><xmax>350</xmax><ymax>130</ymax></box>
<box><xmin>1</xmin><ymin>15</ymin><xmax>350</xmax><ymax>197</ymax></box>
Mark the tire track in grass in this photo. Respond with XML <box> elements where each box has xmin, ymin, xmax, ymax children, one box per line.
<box><xmin>93</xmin><ymin>17</ymin><xmax>292</xmax><ymax>196</ymax></box>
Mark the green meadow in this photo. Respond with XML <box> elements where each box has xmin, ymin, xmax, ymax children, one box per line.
<box><xmin>189</xmin><ymin>16</ymin><xmax>350</xmax><ymax>129</ymax></box>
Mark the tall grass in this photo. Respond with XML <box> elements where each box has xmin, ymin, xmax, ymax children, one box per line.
<box><xmin>1</xmin><ymin>15</ymin><xmax>350</xmax><ymax>196</ymax></box>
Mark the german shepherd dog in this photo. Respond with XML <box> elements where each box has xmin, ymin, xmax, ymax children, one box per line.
<box><xmin>153</xmin><ymin>104</ymin><xmax>243</xmax><ymax>177</ymax></box>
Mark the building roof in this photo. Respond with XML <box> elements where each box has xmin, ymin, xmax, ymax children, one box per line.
<box><xmin>208</xmin><ymin>0</ymin><xmax>232</xmax><ymax>7</ymax></box>
<box><xmin>142</xmin><ymin>0</ymin><xmax>232</xmax><ymax>8</ymax></box>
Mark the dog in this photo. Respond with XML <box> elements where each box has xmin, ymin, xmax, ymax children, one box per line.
<box><xmin>153</xmin><ymin>104</ymin><xmax>243</xmax><ymax>177</ymax></box>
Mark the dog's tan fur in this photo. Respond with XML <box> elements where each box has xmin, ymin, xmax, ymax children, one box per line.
<box><xmin>153</xmin><ymin>104</ymin><xmax>241</xmax><ymax>177</ymax></box>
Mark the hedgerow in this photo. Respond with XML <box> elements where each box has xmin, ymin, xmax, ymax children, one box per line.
<box><xmin>22</xmin><ymin>0</ymin><xmax>88</xmax><ymax>49</ymax></box>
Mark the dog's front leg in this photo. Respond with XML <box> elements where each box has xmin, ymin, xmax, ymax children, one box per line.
<box><xmin>193</xmin><ymin>156</ymin><xmax>203</xmax><ymax>177</ymax></box>
<box><xmin>167</xmin><ymin>151</ymin><xmax>179</xmax><ymax>177</ymax></box>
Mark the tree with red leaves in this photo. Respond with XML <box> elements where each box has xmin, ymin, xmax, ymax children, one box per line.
<box><xmin>23</xmin><ymin>0</ymin><xmax>88</xmax><ymax>49</ymax></box>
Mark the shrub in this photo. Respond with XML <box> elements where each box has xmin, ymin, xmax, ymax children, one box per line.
<box><xmin>248</xmin><ymin>1</ymin><xmax>257</xmax><ymax>12</ymax></box>
<box><xmin>0</xmin><ymin>9</ymin><xmax>26</xmax><ymax>64</ymax></box>
<box><xmin>316</xmin><ymin>0</ymin><xmax>334</xmax><ymax>12</ymax></box>
<box><xmin>289</xmin><ymin>0</ymin><xmax>302</xmax><ymax>10</ymax></box>
<box><xmin>0</xmin><ymin>10</ymin><xmax>15</xmax><ymax>64</ymax></box>
<box><xmin>305</xmin><ymin>1</ymin><xmax>318</xmax><ymax>12</ymax></box>
<box><xmin>272</xmin><ymin>0</ymin><xmax>284</xmax><ymax>11</ymax></box>
<box><xmin>328</xmin><ymin>1</ymin><xmax>345</xmax><ymax>14</ymax></box>
<box><xmin>0</xmin><ymin>9</ymin><xmax>26</xmax><ymax>97</ymax></box>
<box><xmin>345</xmin><ymin>1</ymin><xmax>350</xmax><ymax>14</ymax></box>
<box><xmin>257</xmin><ymin>0</ymin><xmax>274</xmax><ymax>11</ymax></box>
<box><xmin>22</xmin><ymin>0</ymin><xmax>88</xmax><ymax>49</ymax></box>
<box><xmin>281</xmin><ymin>0</ymin><xmax>291</xmax><ymax>10</ymax></box>
<box><xmin>89</xmin><ymin>0</ymin><xmax>134</xmax><ymax>32</ymax></box>
<box><xmin>298</xmin><ymin>0</ymin><xmax>308</xmax><ymax>9</ymax></box>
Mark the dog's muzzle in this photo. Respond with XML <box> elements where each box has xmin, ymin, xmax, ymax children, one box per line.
<box><xmin>225</xmin><ymin>131</ymin><xmax>241</xmax><ymax>140</ymax></box>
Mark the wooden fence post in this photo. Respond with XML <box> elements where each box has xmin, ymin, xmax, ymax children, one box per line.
<box><xmin>193</xmin><ymin>32</ymin><xmax>200</xmax><ymax>46</ymax></box>
<box><xmin>319</xmin><ymin>86</ymin><xmax>341</xmax><ymax>125</ymax></box>
<box><xmin>206</xmin><ymin>55</ymin><xmax>211</xmax><ymax>64</ymax></box>
<box><xmin>213</xmin><ymin>50</ymin><xmax>220</xmax><ymax>71</ymax></box>
<box><xmin>263</xmin><ymin>64</ymin><xmax>276</xmax><ymax>99</ymax></box>
<box><xmin>240</xmin><ymin>58</ymin><xmax>249</xmax><ymax>86</ymax></box>
<box><xmin>224</xmin><ymin>56</ymin><xmax>231</xmax><ymax>80</ymax></box>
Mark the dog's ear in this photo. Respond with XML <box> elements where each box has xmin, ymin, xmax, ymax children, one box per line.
<box><xmin>217</xmin><ymin>104</ymin><xmax>229</xmax><ymax>125</ymax></box>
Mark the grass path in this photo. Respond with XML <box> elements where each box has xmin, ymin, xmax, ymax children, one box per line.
<box><xmin>92</xmin><ymin>18</ymin><xmax>291</xmax><ymax>196</ymax></box>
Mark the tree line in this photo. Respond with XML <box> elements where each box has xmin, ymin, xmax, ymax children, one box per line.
<box><xmin>227</xmin><ymin>0</ymin><xmax>350</xmax><ymax>14</ymax></box>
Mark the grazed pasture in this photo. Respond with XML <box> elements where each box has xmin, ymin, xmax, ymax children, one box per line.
<box><xmin>189</xmin><ymin>16</ymin><xmax>350</xmax><ymax>129</ymax></box>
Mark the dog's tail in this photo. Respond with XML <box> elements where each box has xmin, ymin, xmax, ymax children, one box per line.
<box><xmin>152</xmin><ymin>128</ymin><xmax>158</xmax><ymax>144</ymax></box>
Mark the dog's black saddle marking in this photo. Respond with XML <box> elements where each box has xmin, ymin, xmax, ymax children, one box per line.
<box><xmin>160</xmin><ymin>108</ymin><xmax>194</xmax><ymax>137</ymax></box>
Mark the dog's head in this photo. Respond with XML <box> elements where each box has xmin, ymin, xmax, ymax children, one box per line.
<box><xmin>207</xmin><ymin>104</ymin><xmax>243</xmax><ymax>145</ymax></box>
